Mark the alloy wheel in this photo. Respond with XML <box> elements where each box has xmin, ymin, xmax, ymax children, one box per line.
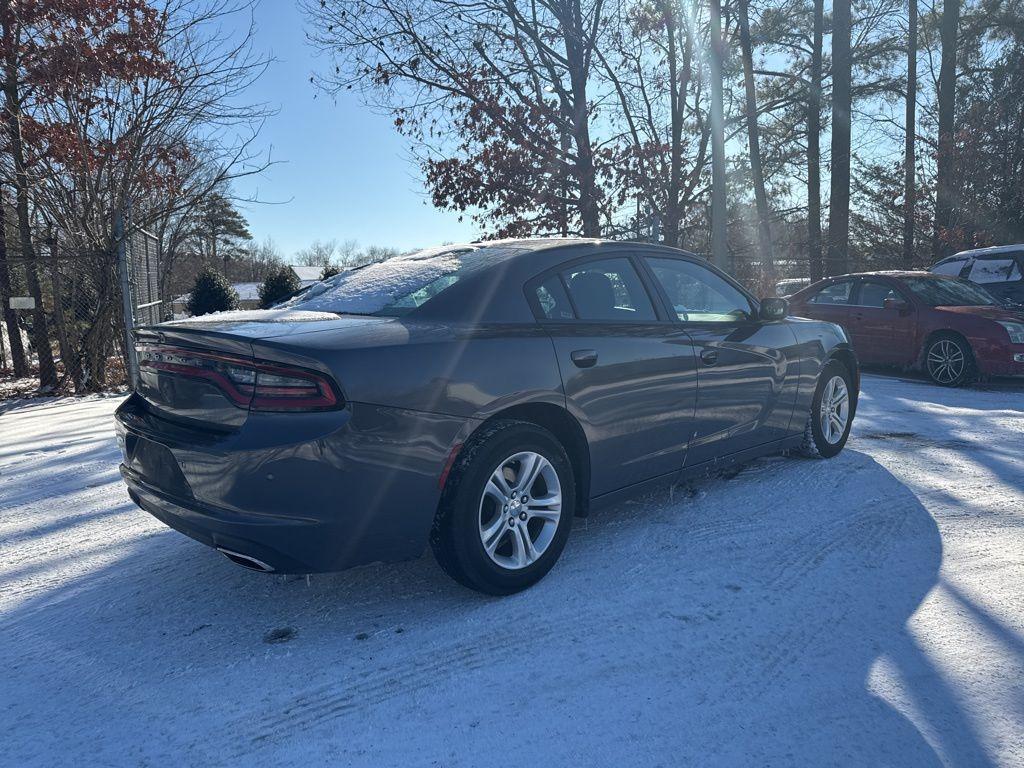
<box><xmin>927</xmin><ymin>339</ymin><xmax>965</xmax><ymax>384</ymax></box>
<box><xmin>819</xmin><ymin>375</ymin><xmax>850</xmax><ymax>445</ymax></box>
<box><xmin>478</xmin><ymin>451</ymin><xmax>562</xmax><ymax>570</ymax></box>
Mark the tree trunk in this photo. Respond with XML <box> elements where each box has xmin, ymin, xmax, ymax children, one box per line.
<box><xmin>564</xmin><ymin>4</ymin><xmax>600</xmax><ymax>238</ymax></box>
<box><xmin>933</xmin><ymin>0</ymin><xmax>960</xmax><ymax>259</ymax></box>
<box><xmin>807</xmin><ymin>0</ymin><xmax>824</xmax><ymax>281</ymax></box>
<box><xmin>738</xmin><ymin>0</ymin><xmax>773</xmax><ymax>273</ymax></box>
<box><xmin>664</xmin><ymin>3</ymin><xmax>682</xmax><ymax>248</ymax></box>
<box><xmin>903</xmin><ymin>0</ymin><xmax>918</xmax><ymax>269</ymax></box>
<box><xmin>2</xmin><ymin>18</ymin><xmax>56</xmax><ymax>390</ymax></box>
<box><xmin>0</xmin><ymin>200</ymin><xmax>28</xmax><ymax>377</ymax></box>
<box><xmin>47</xmin><ymin>236</ymin><xmax>85</xmax><ymax>392</ymax></box>
<box><xmin>827</xmin><ymin>0</ymin><xmax>853</xmax><ymax>276</ymax></box>
<box><xmin>709</xmin><ymin>0</ymin><xmax>729</xmax><ymax>270</ymax></box>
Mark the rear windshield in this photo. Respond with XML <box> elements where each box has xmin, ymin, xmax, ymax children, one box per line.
<box><xmin>281</xmin><ymin>247</ymin><xmax>474</xmax><ymax>316</ymax></box>
<box><xmin>902</xmin><ymin>276</ymin><xmax>997</xmax><ymax>307</ymax></box>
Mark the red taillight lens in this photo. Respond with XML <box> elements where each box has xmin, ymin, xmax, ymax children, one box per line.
<box><xmin>137</xmin><ymin>345</ymin><xmax>341</xmax><ymax>411</ymax></box>
<box><xmin>248</xmin><ymin>362</ymin><xmax>339</xmax><ymax>411</ymax></box>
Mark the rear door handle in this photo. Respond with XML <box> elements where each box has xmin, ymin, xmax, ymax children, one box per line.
<box><xmin>571</xmin><ymin>349</ymin><xmax>598</xmax><ymax>368</ymax></box>
<box><xmin>700</xmin><ymin>349</ymin><xmax>719</xmax><ymax>366</ymax></box>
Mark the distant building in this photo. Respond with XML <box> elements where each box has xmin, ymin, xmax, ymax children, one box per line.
<box><xmin>288</xmin><ymin>265</ymin><xmax>323</xmax><ymax>284</ymax></box>
<box><xmin>171</xmin><ymin>265</ymin><xmax>321</xmax><ymax>318</ymax></box>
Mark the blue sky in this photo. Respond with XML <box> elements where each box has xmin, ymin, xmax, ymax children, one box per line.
<box><xmin>229</xmin><ymin>2</ymin><xmax>477</xmax><ymax>257</ymax></box>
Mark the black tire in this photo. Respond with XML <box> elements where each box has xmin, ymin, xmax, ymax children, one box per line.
<box><xmin>923</xmin><ymin>332</ymin><xmax>976</xmax><ymax>387</ymax></box>
<box><xmin>797</xmin><ymin>359</ymin><xmax>855</xmax><ymax>459</ymax></box>
<box><xmin>431</xmin><ymin>420</ymin><xmax>575</xmax><ymax>595</ymax></box>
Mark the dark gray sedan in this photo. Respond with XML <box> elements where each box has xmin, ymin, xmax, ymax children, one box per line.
<box><xmin>115</xmin><ymin>239</ymin><xmax>858</xmax><ymax>594</ymax></box>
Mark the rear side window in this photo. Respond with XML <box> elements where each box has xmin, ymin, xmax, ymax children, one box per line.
<box><xmin>808</xmin><ymin>281</ymin><xmax>853</xmax><ymax>305</ymax></box>
<box><xmin>562</xmin><ymin>258</ymin><xmax>657</xmax><ymax>321</ymax></box>
<box><xmin>968</xmin><ymin>257</ymin><xmax>1022</xmax><ymax>284</ymax></box>
<box><xmin>857</xmin><ymin>281</ymin><xmax>898</xmax><ymax>308</ymax></box>
<box><xmin>534</xmin><ymin>275</ymin><xmax>575</xmax><ymax>320</ymax></box>
<box><xmin>932</xmin><ymin>257</ymin><xmax>969</xmax><ymax>277</ymax></box>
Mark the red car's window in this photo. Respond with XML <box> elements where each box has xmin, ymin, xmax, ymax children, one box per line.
<box><xmin>808</xmin><ymin>281</ymin><xmax>854</xmax><ymax>305</ymax></box>
<box><xmin>857</xmin><ymin>281</ymin><xmax>899</xmax><ymax>308</ymax></box>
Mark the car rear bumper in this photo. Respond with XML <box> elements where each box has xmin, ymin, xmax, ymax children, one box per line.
<box><xmin>115</xmin><ymin>393</ymin><xmax>472</xmax><ymax>574</ymax></box>
<box><xmin>122</xmin><ymin>466</ymin><xmax>331</xmax><ymax>573</ymax></box>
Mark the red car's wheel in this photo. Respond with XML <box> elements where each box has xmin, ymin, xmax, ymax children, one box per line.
<box><xmin>924</xmin><ymin>333</ymin><xmax>976</xmax><ymax>387</ymax></box>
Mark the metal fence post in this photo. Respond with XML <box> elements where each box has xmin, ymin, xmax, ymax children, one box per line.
<box><xmin>115</xmin><ymin>210</ymin><xmax>139</xmax><ymax>388</ymax></box>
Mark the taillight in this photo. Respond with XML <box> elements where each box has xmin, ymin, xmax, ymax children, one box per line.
<box><xmin>137</xmin><ymin>345</ymin><xmax>341</xmax><ymax>411</ymax></box>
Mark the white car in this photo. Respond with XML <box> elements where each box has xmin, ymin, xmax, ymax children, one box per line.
<box><xmin>931</xmin><ymin>245</ymin><xmax>1024</xmax><ymax>307</ymax></box>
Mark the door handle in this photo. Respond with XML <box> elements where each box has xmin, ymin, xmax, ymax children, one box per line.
<box><xmin>570</xmin><ymin>349</ymin><xmax>598</xmax><ymax>368</ymax></box>
<box><xmin>700</xmin><ymin>348</ymin><xmax>719</xmax><ymax>366</ymax></box>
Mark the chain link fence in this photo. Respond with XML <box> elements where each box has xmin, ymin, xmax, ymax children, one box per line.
<box><xmin>0</xmin><ymin>213</ymin><xmax>161</xmax><ymax>396</ymax></box>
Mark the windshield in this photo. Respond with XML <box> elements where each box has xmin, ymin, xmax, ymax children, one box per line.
<box><xmin>280</xmin><ymin>246</ymin><xmax>475</xmax><ymax>316</ymax></box>
<box><xmin>901</xmin><ymin>276</ymin><xmax>998</xmax><ymax>307</ymax></box>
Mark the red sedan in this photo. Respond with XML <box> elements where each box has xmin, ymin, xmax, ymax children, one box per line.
<box><xmin>788</xmin><ymin>271</ymin><xmax>1024</xmax><ymax>386</ymax></box>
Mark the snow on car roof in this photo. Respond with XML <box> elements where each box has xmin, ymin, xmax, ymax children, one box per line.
<box><xmin>952</xmin><ymin>244</ymin><xmax>1024</xmax><ymax>258</ymax></box>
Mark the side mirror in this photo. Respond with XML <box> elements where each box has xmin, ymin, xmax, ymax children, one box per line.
<box><xmin>883</xmin><ymin>297</ymin><xmax>909</xmax><ymax>312</ymax></box>
<box><xmin>759</xmin><ymin>297</ymin><xmax>788</xmax><ymax>322</ymax></box>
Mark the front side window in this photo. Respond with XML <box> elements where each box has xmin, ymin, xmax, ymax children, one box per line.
<box><xmin>807</xmin><ymin>280</ymin><xmax>853</xmax><ymax>306</ymax></box>
<box><xmin>968</xmin><ymin>257</ymin><xmax>1023</xmax><ymax>284</ymax></box>
<box><xmin>645</xmin><ymin>257</ymin><xmax>753</xmax><ymax>322</ymax></box>
<box><xmin>857</xmin><ymin>281</ymin><xmax>898</xmax><ymax>308</ymax></box>
<box><xmin>561</xmin><ymin>258</ymin><xmax>657</xmax><ymax>321</ymax></box>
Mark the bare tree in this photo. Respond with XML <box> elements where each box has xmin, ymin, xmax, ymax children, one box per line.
<box><xmin>599</xmin><ymin>0</ymin><xmax>712</xmax><ymax>247</ymax></box>
<box><xmin>305</xmin><ymin>0</ymin><xmax>607</xmax><ymax>237</ymax></box>
<box><xmin>709</xmin><ymin>0</ymin><xmax>729</xmax><ymax>269</ymax></box>
<box><xmin>27</xmin><ymin>0</ymin><xmax>272</xmax><ymax>390</ymax></box>
<box><xmin>295</xmin><ymin>239</ymin><xmax>340</xmax><ymax>268</ymax></box>
<box><xmin>0</xmin><ymin>197</ymin><xmax>27</xmax><ymax>376</ymax></box>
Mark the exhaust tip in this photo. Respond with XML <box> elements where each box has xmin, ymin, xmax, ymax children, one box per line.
<box><xmin>217</xmin><ymin>547</ymin><xmax>275</xmax><ymax>573</ymax></box>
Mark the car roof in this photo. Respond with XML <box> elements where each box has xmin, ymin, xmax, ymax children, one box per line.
<box><xmin>790</xmin><ymin>270</ymin><xmax>967</xmax><ymax>301</ymax></box>
<box><xmin>448</xmin><ymin>236</ymin><xmax>695</xmax><ymax>258</ymax></box>
<box><xmin>950</xmin><ymin>244</ymin><xmax>1024</xmax><ymax>258</ymax></box>
<box><xmin>376</xmin><ymin>237</ymin><xmax>710</xmax><ymax>323</ymax></box>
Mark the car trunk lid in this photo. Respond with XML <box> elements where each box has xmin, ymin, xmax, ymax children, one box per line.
<box><xmin>134</xmin><ymin>310</ymin><xmax>359</xmax><ymax>429</ymax></box>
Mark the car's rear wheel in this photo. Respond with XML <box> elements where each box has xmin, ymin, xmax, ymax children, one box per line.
<box><xmin>431</xmin><ymin>420</ymin><xmax>575</xmax><ymax>595</ymax></box>
<box><xmin>798</xmin><ymin>360</ymin><xmax>854</xmax><ymax>459</ymax></box>
<box><xmin>924</xmin><ymin>333</ymin><xmax>976</xmax><ymax>387</ymax></box>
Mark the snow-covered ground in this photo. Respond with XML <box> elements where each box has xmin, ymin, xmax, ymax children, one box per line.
<box><xmin>1</xmin><ymin>375</ymin><xmax>1022</xmax><ymax>767</ymax></box>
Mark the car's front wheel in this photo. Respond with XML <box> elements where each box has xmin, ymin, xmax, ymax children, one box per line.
<box><xmin>431</xmin><ymin>420</ymin><xmax>575</xmax><ymax>595</ymax></box>
<box><xmin>924</xmin><ymin>333</ymin><xmax>976</xmax><ymax>387</ymax></box>
<box><xmin>798</xmin><ymin>360</ymin><xmax>854</xmax><ymax>459</ymax></box>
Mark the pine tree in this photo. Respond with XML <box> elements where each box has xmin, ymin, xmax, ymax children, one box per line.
<box><xmin>186</xmin><ymin>268</ymin><xmax>238</xmax><ymax>316</ymax></box>
<box><xmin>192</xmin><ymin>193</ymin><xmax>252</xmax><ymax>274</ymax></box>
<box><xmin>258</xmin><ymin>267</ymin><xmax>301</xmax><ymax>308</ymax></box>
<box><xmin>320</xmin><ymin>265</ymin><xmax>341</xmax><ymax>280</ymax></box>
